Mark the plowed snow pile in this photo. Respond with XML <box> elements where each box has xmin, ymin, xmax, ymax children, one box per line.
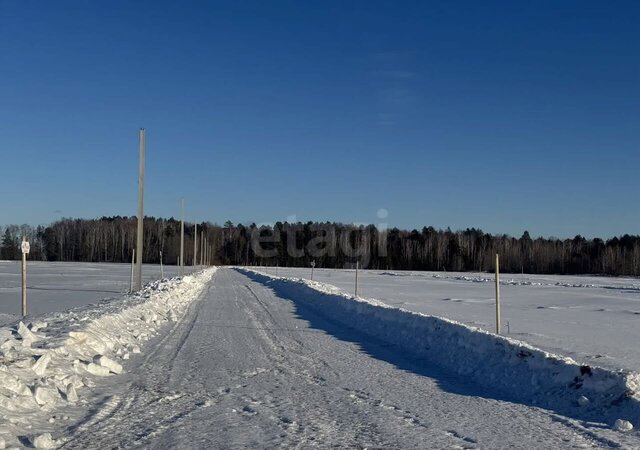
<box><xmin>0</xmin><ymin>268</ymin><xmax>215</xmax><ymax>449</ymax></box>
<box><xmin>240</xmin><ymin>268</ymin><xmax>640</xmax><ymax>430</ymax></box>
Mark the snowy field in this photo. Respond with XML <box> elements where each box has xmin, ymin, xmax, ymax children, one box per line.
<box><xmin>2</xmin><ymin>261</ymin><xmax>639</xmax><ymax>373</ymax></box>
<box><xmin>0</xmin><ymin>264</ymin><xmax>639</xmax><ymax>448</ymax></box>
<box><xmin>0</xmin><ymin>261</ymin><xmax>184</xmax><ymax>323</ymax></box>
<box><xmin>257</xmin><ymin>266</ymin><xmax>640</xmax><ymax>373</ymax></box>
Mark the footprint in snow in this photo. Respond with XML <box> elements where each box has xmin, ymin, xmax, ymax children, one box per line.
<box><xmin>240</xmin><ymin>405</ymin><xmax>257</xmax><ymax>415</ymax></box>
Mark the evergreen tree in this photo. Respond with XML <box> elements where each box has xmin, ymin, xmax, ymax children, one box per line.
<box><xmin>1</xmin><ymin>228</ymin><xmax>17</xmax><ymax>260</ymax></box>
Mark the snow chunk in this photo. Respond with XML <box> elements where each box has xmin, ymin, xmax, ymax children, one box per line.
<box><xmin>66</xmin><ymin>331</ymin><xmax>109</xmax><ymax>354</ymax></box>
<box><xmin>93</xmin><ymin>355</ymin><xmax>123</xmax><ymax>374</ymax></box>
<box><xmin>33</xmin><ymin>385</ymin><xmax>59</xmax><ymax>406</ymax></box>
<box><xmin>0</xmin><ymin>371</ymin><xmax>31</xmax><ymax>396</ymax></box>
<box><xmin>32</xmin><ymin>353</ymin><xmax>52</xmax><ymax>377</ymax></box>
<box><xmin>84</xmin><ymin>362</ymin><xmax>111</xmax><ymax>377</ymax></box>
<box><xmin>32</xmin><ymin>433</ymin><xmax>56</xmax><ymax>449</ymax></box>
<box><xmin>143</xmin><ymin>312</ymin><xmax>158</xmax><ymax>323</ymax></box>
<box><xmin>29</xmin><ymin>321</ymin><xmax>48</xmax><ymax>332</ymax></box>
<box><xmin>614</xmin><ymin>419</ymin><xmax>633</xmax><ymax>432</ymax></box>
<box><xmin>66</xmin><ymin>384</ymin><xmax>78</xmax><ymax>403</ymax></box>
<box><xmin>577</xmin><ymin>395</ymin><xmax>590</xmax><ymax>407</ymax></box>
<box><xmin>17</xmin><ymin>322</ymin><xmax>42</xmax><ymax>345</ymax></box>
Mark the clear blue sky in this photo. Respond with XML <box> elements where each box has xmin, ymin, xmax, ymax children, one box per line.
<box><xmin>1</xmin><ymin>1</ymin><xmax>638</xmax><ymax>239</ymax></box>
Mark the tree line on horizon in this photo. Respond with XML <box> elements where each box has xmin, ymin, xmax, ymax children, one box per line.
<box><xmin>1</xmin><ymin>216</ymin><xmax>639</xmax><ymax>276</ymax></box>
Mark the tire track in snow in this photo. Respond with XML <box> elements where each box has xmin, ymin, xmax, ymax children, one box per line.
<box><xmin>59</xmin><ymin>275</ymin><xmax>217</xmax><ymax>449</ymax></box>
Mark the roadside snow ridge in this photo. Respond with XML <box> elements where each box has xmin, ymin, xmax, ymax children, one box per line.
<box><xmin>0</xmin><ymin>268</ymin><xmax>216</xmax><ymax>449</ymax></box>
<box><xmin>240</xmin><ymin>268</ymin><xmax>640</xmax><ymax>430</ymax></box>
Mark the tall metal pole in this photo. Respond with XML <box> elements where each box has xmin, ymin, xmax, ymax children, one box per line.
<box><xmin>193</xmin><ymin>223</ymin><xmax>198</xmax><ymax>273</ymax></box>
<box><xmin>134</xmin><ymin>128</ymin><xmax>145</xmax><ymax>291</ymax></box>
<box><xmin>495</xmin><ymin>253</ymin><xmax>501</xmax><ymax>335</ymax></box>
<box><xmin>180</xmin><ymin>198</ymin><xmax>185</xmax><ymax>276</ymax></box>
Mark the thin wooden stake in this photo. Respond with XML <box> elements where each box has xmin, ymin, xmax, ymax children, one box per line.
<box><xmin>129</xmin><ymin>249</ymin><xmax>135</xmax><ymax>294</ymax></box>
<box><xmin>495</xmin><ymin>253</ymin><xmax>501</xmax><ymax>335</ymax></box>
<box><xmin>160</xmin><ymin>251</ymin><xmax>164</xmax><ymax>279</ymax></box>
<box><xmin>200</xmin><ymin>231</ymin><xmax>204</xmax><ymax>268</ymax></box>
<box><xmin>180</xmin><ymin>198</ymin><xmax>185</xmax><ymax>276</ymax></box>
<box><xmin>355</xmin><ymin>260</ymin><xmax>359</xmax><ymax>297</ymax></box>
<box><xmin>193</xmin><ymin>223</ymin><xmax>198</xmax><ymax>273</ymax></box>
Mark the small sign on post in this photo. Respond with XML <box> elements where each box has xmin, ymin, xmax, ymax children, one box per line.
<box><xmin>21</xmin><ymin>239</ymin><xmax>30</xmax><ymax>316</ymax></box>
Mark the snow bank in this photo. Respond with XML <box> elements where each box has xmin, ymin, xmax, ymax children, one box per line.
<box><xmin>428</xmin><ymin>272</ymin><xmax>640</xmax><ymax>291</ymax></box>
<box><xmin>0</xmin><ymin>268</ymin><xmax>216</xmax><ymax>448</ymax></box>
<box><xmin>378</xmin><ymin>270</ymin><xmax>640</xmax><ymax>292</ymax></box>
<box><xmin>240</xmin><ymin>268</ymin><xmax>640</xmax><ymax>428</ymax></box>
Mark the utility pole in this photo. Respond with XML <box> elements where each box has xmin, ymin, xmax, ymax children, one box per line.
<box><xmin>193</xmin><ymin>223</ymin><xmax>198</xmax><ymax>273</ymax></box>
<box><xmin>134</xmin><ymin>128</ymin><xmax>145</xmax><ymax>291</ymax></box>
<box><xmin>180</xmin><ymin>198</ymin><xmax>185</xmax><ymax>276</ymax></box>
<box><xmin>495</xmin><ymin>253</ymin><xmax>501</xmax><ymax>335</ymax></box>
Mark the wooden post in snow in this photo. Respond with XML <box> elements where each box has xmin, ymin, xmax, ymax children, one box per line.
<box><xmin>129</xmin><ymin>249</ymin><xmax>135</xmax><ymax>294</ymax></box>
<box><xmin>193</xmin><ymin>223</ymin><xmax>198</xmax><ymax>273</ymax></box>
<box><xmin>495</xmin><ymin>253</ymin><xmax>501</xmax><ymax>335</ymax></box>
<box><xmin>200</xmin><ymin>231</ymin><xmax>204</xmax><ymax>268</ymax></box>
<box><xmin>21</xmin><ymin>237</ymin><xmax>29</xmax><ymax>316</ymax></box>
<box><xmin>180</xmin><ymin>198</ymin><xmax>185</xmax><ymax>276</ymax></box>
<box><xmin>355</xmin><ymin>260</ymin><xmax>359</xmax><ymax>297</ymax></box>
<box><xmin>160</xmin><ymin>251</ymin><xmax>164</xmax><ymax>279</ymax></box>
<box><xmin>310</xmin><ymin>260</ymin><xmax>315</xmax><ymax>281</ymax></box>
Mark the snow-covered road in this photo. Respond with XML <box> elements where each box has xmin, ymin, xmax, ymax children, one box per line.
<box><xmin>58</xmin><ymin>269</ymin><xmax>637</xmax><ymax>449</ymax></box>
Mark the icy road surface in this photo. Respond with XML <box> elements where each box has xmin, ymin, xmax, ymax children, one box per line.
<box><xmin>59</xmin><ymin>269</ymin><xmax>637</xmax><ymax>449</ymax></box>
